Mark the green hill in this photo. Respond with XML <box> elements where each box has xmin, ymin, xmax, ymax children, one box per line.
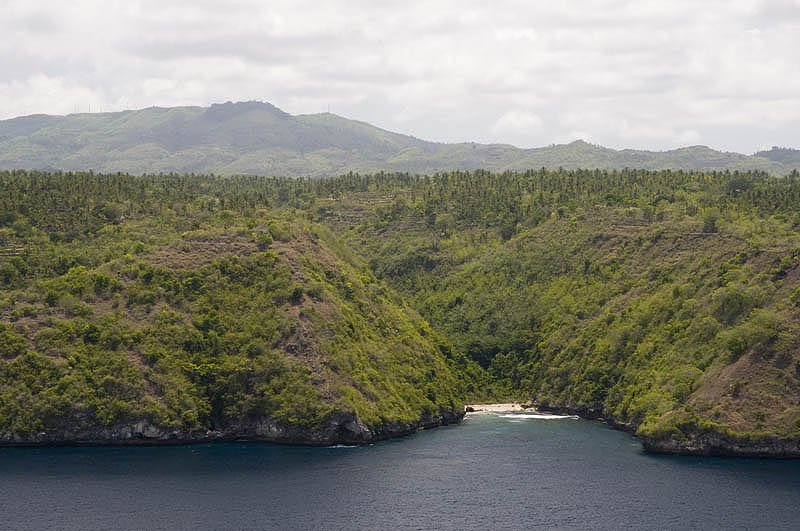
<box><xmin>755</xmin><ymin>147</ymin><xmax>800</xmax><ymax>167</ymax></box>
<box><xmin>0</xmin><ymin>102</ymin><xmax>795</xmax><ymax>176</ymax></box>
<box><xmin>306</xmin><ymin>170</ymin><xmax>800</xmax><ymax>456</ymax></box>
<box><xmin>0</xmin><ymin>171</ymin><xmax>477</xmax><ymax>445</ymax></box>
<box><xmin>3</xmin><ymin>168</ymin><xmax>800</xmax><ymax>456</ymax></box>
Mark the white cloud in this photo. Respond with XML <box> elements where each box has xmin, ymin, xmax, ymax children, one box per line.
<box><xmin>0</xmin><ymin>75</ymin><xmax>106</xmax><ymax>116</ymax></box>
<box><xmin>490</xmin><ymin>111</ymin><xmax>544</xmax><ymax>141</ymax></box>
<box><xmin>0</xmin><ymin>0</ymin><xmax>798</xmax><ymax>153</ymax></box>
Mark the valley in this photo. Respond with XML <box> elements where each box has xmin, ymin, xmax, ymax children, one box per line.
<box><xmin>2</xmin><ymin>168</ymin><xmax>800</xmax><ymax>455</ymax></box>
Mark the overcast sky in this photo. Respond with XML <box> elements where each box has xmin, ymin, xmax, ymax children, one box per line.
<box><xmin>1</xmin><ymin>0</ymin><xmax>798</xmax><ymax>153</ymax></box>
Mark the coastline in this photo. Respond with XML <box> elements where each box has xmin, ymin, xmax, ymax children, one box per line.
<box><xmin>533</xmin><ymin>401</ymin><xmax>800</xmax><ymax>458</ymax></box>
<box><xmin>0</xmin><ymin>410</ymin><xmax>465</xmax><ymax>448</ymax></box>
<box><xmin>4</xmin><ymin>401</ymin><xmax>799</xmax><ymax>457</ymax></box>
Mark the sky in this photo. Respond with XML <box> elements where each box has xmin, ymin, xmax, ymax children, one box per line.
<box><xmin>1</xmin><ymin>0</ymin><xmax>799</xmax><ymax>153</ymax></box>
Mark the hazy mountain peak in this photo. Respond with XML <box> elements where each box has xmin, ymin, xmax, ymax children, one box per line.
<box><xmin>755</xmin><ymin>146</ymin><xmax>800</xmax><ymax>165</ymax></box>
<box><xmin>0</xmin><ymin>102</ymin><xmax>797</xmax><ymax>177</ymax></box>
<box><xmin>204</xmin><ymin>100</ymin><xmax>290</xmax><ymax>121</ymax></box>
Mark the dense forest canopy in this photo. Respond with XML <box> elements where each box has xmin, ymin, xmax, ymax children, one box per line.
<box><xmin>2</xmin><ymin>167</ymin><xmax>800</xmax><ymax>450</ymax></box>
<box><xmin>0</xmin><ymin>169</ymin><xmax>479</xmax><ymax>442</ymax></box>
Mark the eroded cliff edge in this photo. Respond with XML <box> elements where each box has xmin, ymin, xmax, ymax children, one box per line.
<box><xmin>0</xmin><ymin>410</ymin><xmax>464</xmax><ymax>447</ymax></box>
<box><xmin>535</xmin><ymin>401</ymin><xmax>800</xmax><ymax>458</ymax></box>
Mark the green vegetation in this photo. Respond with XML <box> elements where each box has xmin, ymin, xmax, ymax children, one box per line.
<box><xmin>307</xmin><ymin>169</ymin><xmax>800</xmax><ymax>442</ymax></box>
<box><xmin>2</xmin><ymin>167</ymin><xmax>800</xmax><ymax>448</ymax></box>
<box><xmin>0</xmin><ymin>170</ymin><xmax>477</xmax><ymax>439</ymax></box>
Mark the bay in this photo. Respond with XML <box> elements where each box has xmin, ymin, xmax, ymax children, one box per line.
<box><xmin>1</xmin><ymin>413</ymin><xmax>798</xmax><ymax>530</ymax></box>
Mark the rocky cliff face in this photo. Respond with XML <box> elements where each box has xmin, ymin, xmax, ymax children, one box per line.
<box><xmin>640</xmin><ymin>429</ymin><xmax>800</xmax><ymax>458</ymax></box>
<box><xmin>0</xmin><ymin>410</ymin><xmax>464</xmax><ymax>447</ymax></box>
<box><xmin>534</xmin><ymin>400</ymin><xmax>800</xmax><ymax>457</ymax></box>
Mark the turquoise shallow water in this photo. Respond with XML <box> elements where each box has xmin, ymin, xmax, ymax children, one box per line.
<box><xmin>1</xmin><ymin>413</ymin><xmax>799</xmax><ymax>530</ymax></box>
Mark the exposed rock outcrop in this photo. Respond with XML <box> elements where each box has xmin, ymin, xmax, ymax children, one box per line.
<box><xmin>0</xmin><ymin>410</ymin><xmax>464</xmax><ymax>447</ymax></box>
<box><xmin>640</xmin><ymin>429</ymin><xmax>800</xmax><ymax>458</ymax></box>
<box><xmin>0</xmin><ymin>421</ymin><xmax>204</xmax><ymax>446</ymax></box>
<box><xmin>533</xmin><ymin>400</ymin><xmax>800</xmax><ymax>457</ymax></box>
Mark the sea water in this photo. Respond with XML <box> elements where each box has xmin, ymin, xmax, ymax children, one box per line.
<box><xmin>1</xmin><ymin>413</ymin><xmax>798</xmax><ymax>530</ymax></box>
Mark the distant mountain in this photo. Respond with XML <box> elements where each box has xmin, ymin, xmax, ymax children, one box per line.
<box><xmin>755</xmin><ymin>146</ymin><xmax>800</xmax><ymax>167</ymax></box>
<box><xmin>0</xmin><ymin>101</ymin><xmax>796</xmax><ymax>176</ymax></box>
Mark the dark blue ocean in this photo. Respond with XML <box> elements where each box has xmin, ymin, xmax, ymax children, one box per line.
<box><xmin>1</xmin><ymin>412</ymin><xmax>799</xmax><ymax>530</ymax></box>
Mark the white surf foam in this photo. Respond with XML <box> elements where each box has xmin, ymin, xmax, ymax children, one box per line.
<box><xmin>496</xmin><ymin>413</ymin><xmax>579</xmax><ymax>420</ymax></box>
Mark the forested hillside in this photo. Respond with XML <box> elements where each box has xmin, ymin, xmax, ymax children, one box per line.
<box><xmin>0</xmin><ymin>171</ymin><xmax>476</xmax><ymax>445</ymax></box>
<box><xmin>2</xmin><ymin>168</ymin><xmax>800</xmax><ymax>454</ymax></box>
<box><xmin>755</xmin><ymin>147</ymin><xmax>800</xmax><ymax>167</ymax></box>
<box><xmin>0</xmin><ymin>102</ymin><xmax>795</xmax><ymax>177</ymax></box>
<box><xmin>306</xmin><ymin>169</ymin><xmax>800</xmax><ymax>455</ymax></box>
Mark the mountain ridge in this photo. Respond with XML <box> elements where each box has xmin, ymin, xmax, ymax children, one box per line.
<box><xmin>0</xmin><ymin>101</ymin><xmax>797</xmax><ymax>177</ymax></box>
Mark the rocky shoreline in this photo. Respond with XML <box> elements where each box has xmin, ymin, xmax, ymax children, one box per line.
<box><xmin>533</xmin><ymin>401</ymin><xmax>800</xmax><ymax>458</ymax></box>
<box><xmin>0</xmin><ymin>410</ymin><xmax>465</xmax><ymax>448</ymax></box>
<box><xmin>5</xmin><ymin>401</ymin><xmax>799</xmax><ymax>457</ymax></box>
<box><xmin>639</xmin><ymin>429</ymin><xmax>800</xmax><ymax>458</ymax></box>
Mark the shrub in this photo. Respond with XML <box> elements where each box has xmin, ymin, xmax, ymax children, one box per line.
<box><xmin>0</xmin><ymin>262</ymin><xmax>18</xmax><ymax>286</ymax></box>
<box><xmin>44</xmin><ymin>290</ymin><xmax>61</xmax><ymax>306</ymax></box>
<box><xmin>711</xmin><ymin>286</ymin><xmax>760</xmax><ymax>326</ymax></box>
<box><xmin>255</xmin><ymin>231</ymin><xmax>273</xmax><ymax>250</ymax></box>
<box><xmin>268</xmin><ymin>220</ymin><xmax>293</xmax><ymax>242</ymax></box>
<box><xmin>0</xmin><ymin>324</ymin><xmax>27</xmax><ymax>359</ymax></box>
<box><xmin>702</xmin><ymin>210</ymin><xmax>718</xmax><ymax>233</ymax></box>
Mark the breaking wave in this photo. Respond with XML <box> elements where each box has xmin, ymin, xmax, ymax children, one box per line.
<box><xmin>496</xmin><ymin>413</ymin><xmax>579</xmax><ymax>420</ymax></box>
